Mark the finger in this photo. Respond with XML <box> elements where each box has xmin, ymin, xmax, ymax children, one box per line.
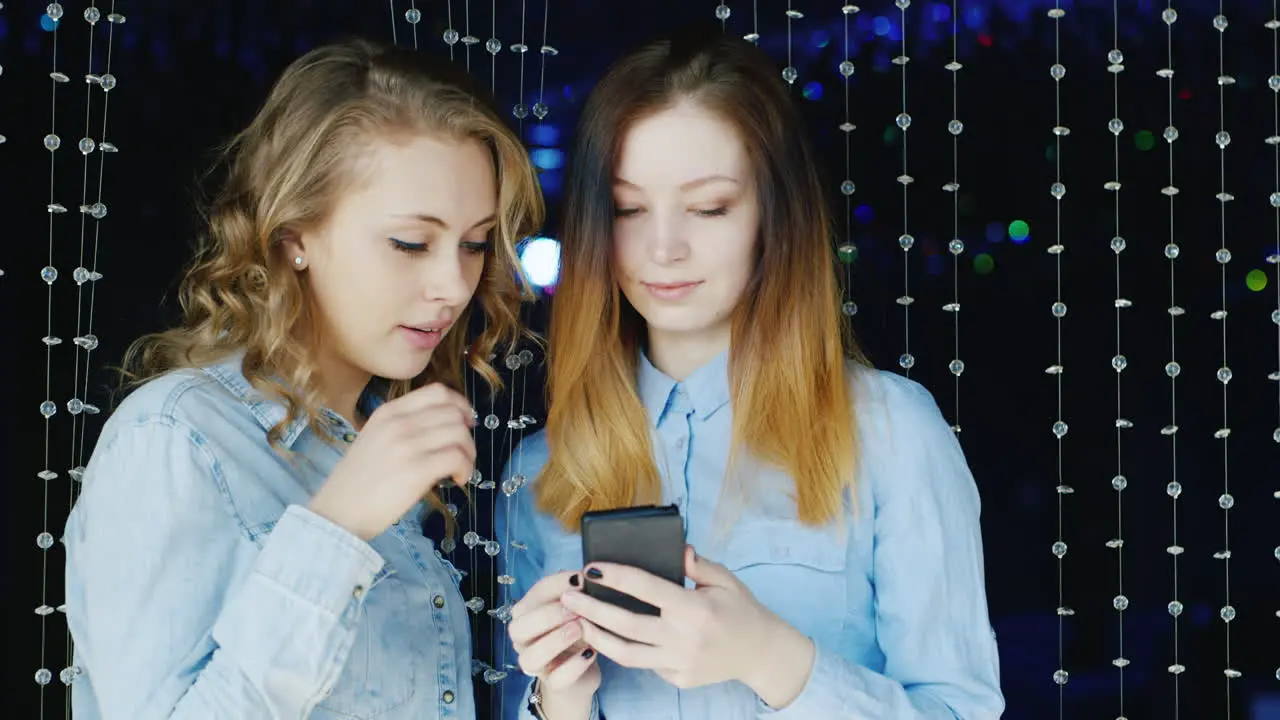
<box><xmin>411</xmin><ymin>420</ymin><xmax>478</xmax><ymax>464</ymax></box>
<box><xmin>581</xmin><ymin>562</ymin><xmax>687</xmax><ymax>610</ymax></box>
<box><xmin>559</xmin><ymin>589</ymin><xmax>666</xmax><ymax>645</ymax></box>
<box><xmin>421</xmin><ymin>445</ymin><xmax>474</xmax><ymax>490</ymax></box>
<box><xmin>517</xmin><ymin>618</ymin><xmax>583</xmax><ymax>677</ymax></box>
<box><xmin>684</xmin><ymin>545</ymin><xmax>737</xmax><ymax>589</ymax></box>
<box><xmin>508</xmin><ymin>601</ymin><xmax>575</xmax><ymax>648</ymax></box>
<box><xmin>540</xmin><ymin>646</ymin><xmax>599</xmax><ymax>693</ymax></box>
<box><xmin>578</xmin><ymin>618</ymin><xmax>667</xmax><ymax>671</ymax></box>
<box><xmin>381</xmin><ymin>383</ymin><xmax>475</xmax><ymax>422</ymax></box>
<box><xmin>511</xmin><ymin>571</ymin><xmax>582</xmax><ymax>619</ymax></box>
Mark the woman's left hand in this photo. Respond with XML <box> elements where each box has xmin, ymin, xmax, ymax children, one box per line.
<box><xmin>558</xmin><ymin>545</ymin><xmax>816</xmax><ymax>706</ymax></box>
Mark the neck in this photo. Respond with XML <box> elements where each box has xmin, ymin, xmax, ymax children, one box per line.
<box><xmin>645</xmin><ymin>325</ymin><xmax>730</xmax><ymax>381</ymax></box>
<box><xmin>315</xmin><ymin>352</ymin><xmax>373</xmax><ymax>430</ymax></box>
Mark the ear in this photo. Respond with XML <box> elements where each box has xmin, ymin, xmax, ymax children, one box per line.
<box><xmin>278</xmin><ymin>227</ymin><xmax>308</xmax><ymax>270</ymax></box>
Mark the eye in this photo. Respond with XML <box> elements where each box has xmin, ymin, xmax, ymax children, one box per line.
<box><xmin>389</xmin><ymin>237</ymin><xmax>428</xmax><ymax>253</ymax></box>
<box><xmin>613</xmin><ymin>207</ymin><xmax>642</xmax><ymax>218</ymax></box>
<box><xmin>694</xmin><ymin>207</ymin><xmax>728</xmax><ymax>217</ymax></box>
<box><xmin>461</xmin><ymin>241</ymin><xmax>490</xmax><ymax>255</ymax></box>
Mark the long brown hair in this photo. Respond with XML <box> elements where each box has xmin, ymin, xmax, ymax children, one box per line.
<box><xmin>537</xmin><ymin>29</ymin><xmax>862</xmax><ymax>531</ymax></box>
<box><xmin>123</xmin><ymin>38</ymin><xmax>544</xmax><ymax>448</ymax></box>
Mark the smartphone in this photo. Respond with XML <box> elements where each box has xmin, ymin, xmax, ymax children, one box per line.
<box><xmin>580</xmin><ymin>504</ymin><xmax>686</xmax><ymax>616</ymax></box>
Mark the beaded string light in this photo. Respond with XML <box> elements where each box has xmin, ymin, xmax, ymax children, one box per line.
<box><xmin>1045</xmin><ymin>0</ymin><xmax>1073</xmax><ymax>705</ymax></box>
<box><xmin>405</xmin><ymin>0</ymin><xmax>422</xmax><ymax>49</ymax></box>
<box><xmin>1158</xmin><ymin>1</ymin><xmax>1187</xmax><ymax>707</ymax></box>
<box><xmin>388</xmin><ymin>0</ymin><xmax>398</xmax><ymax>47</ymax></box>
<box><xmin>486</xmin><ymin>0</ymin><xmax>500</xmax><ymax>94</ymax></box>
<box><xmin>1270</xmin><ymin>2</ymin><xmax>1280</xmax><ymax>686</ymax></box>
<box><xmin>944</xmin><ymin>0</ymin><xmax>962</xmax><ymax>432</ymax></box>
<box><xmin>894</xmin><ymin>0</ymin><xmax>915</xmax><ymax>376</ymax></box>
<box><xmin>492</xmin><ymin>0</ymin><xmax>554</xmax><ymax>705</ymax></box>
<box><xmin>715</xmin><ymin>1</ymin><xmax>730</xmax><ymax>30</ymax></box>
<box><xmin>1103</xmin><ymin>0</ymin><xmax>1131</xmax><ymax>709</ymax></box>
<box><xmin>62</xmin><ymin>1</ymin><xmax>123</xmax><ymax>699</ymax></box>
<box><xmin>836</xmin><ymin>3</ymin><xmax>859</xmax><ymax>323</ymax></box>
<box><xmin>463</xmin><ymin>1</ymin><xmax>476</xmax><ymax>73</ymax></box>
<box><xmin>1210</xmin><ymin>3</ymin><xmax>1240</xmax><ymax>698</ymax></box>
<box><xmin>782</xmin><ymin>2</ymin><xmax>799</xmax><ymax>86</ymax></box>
<box><xmin>35</xmin><ymin>0</ymin><xmax>69</xmax><ymax>704</ymax></box>
<box><xmin>443</xmin><ymin>1</ymin><xmax>457</xmax><ymax>61</ymax></box>
<box><xmin>510</xmin><ymin>0</ymin><xmax>530</xmax><ymax>128</ymax></box>
<box><xmin>746</xmin><ymin>0</ymin><xmax>759</xmax><ymax>45</ymax></box>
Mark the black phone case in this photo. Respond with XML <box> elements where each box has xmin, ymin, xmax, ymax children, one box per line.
<box><xmin>580</xmin><ymin>505</ymin><xmax>686</xmax><ymax>616</ymax></box>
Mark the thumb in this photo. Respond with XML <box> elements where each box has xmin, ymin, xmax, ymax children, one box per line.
<box><xmin>685</xmin><ymin>544</ymin><xmax>735</xmax><ymax>588</ymax></box>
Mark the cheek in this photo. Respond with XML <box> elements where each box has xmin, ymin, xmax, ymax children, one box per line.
<box><xmin>611</xmin><ymin>230</ymin><xmax>643</xmax><ymax>282</ymax></box>
<box><xmin>463</xmin><ymin>253</ymin><xmax>488</xmax><ymax>292</ymax></box>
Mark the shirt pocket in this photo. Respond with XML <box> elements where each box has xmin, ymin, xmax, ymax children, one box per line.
<box><xmin>716</xmin><ymin>521</ymin><xmax>849</xmax><ymax>645</ymax></box>
<box><xmin>316</xmin><ymin>565</ymin><xmax>420</xmax><ymax>718</ymax></box>
<box><xmin>248</xmin><ymin>518</ymin><xmax>420</xmax><ymax>718</ymax></box>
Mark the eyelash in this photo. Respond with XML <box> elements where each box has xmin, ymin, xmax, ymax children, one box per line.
<box><xmin>389</xmin><ymin>238</ymin><xmax>490</xmax><ymax>255</ymax></box>
<box><xmin>613</xmin><ymin>207</ymin><xmax>728</xmax><ymax>218</ymax></box>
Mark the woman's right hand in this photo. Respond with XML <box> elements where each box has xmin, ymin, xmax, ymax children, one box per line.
<box><xmin>309</xmin><ymin>383</ymin><xmax>477</xmax><ymax>541</ymax></box>
<box><xmin>509</xmin><ymin>571</ymin><xmax>602</xmax><ymax>718</ymax></box>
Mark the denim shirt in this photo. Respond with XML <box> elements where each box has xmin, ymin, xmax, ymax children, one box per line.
<box><xmin>495</xmin><ymin>351</ymin><xmax>1005</xmax><ymax>719</ymax></box>
<box><xmin>63</xmin><ymin>354</ymin><xmax>475</xmax><ymax>720</ymax></box>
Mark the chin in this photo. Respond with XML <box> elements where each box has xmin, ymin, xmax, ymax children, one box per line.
<box><xmin>370</xmin><ymin>353</ymin><xmax>434</xmax><ymax>383</ymax></box>
<box><xmin>641</xmin><ymin>315</ymin><xmax>721</xmax><ymax>336</ymax></box>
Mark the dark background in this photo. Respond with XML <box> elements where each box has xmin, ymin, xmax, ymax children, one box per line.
<box><xmin>2</xmin><ymin>0</ymin><xmax>1279</xmax><ymax>718</ymax></box>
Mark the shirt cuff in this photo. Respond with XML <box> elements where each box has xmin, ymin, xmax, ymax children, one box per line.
<box><xmin>756</xmin><ymin>641</ymin><xmax>864</xmax><ymax>718</ymax></box>
<box><xmin>251</xmin><ymin>504</ymin><xmax>386</xmax><ymax>617</ymax></box>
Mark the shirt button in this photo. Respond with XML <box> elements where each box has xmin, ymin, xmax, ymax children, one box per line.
<box><xmin>442</xmin><ymin>690</ymin><xmax>455</xmax><ymax>704</ymax></box>
<box><xmin>352</xmin><ymin>585</ymin><xmax>365</xmax><ymax>599</ymax></box>
<box><xmin>342</xmin><ymin>432</ymin><xmax>356</xmax><ymax>443</ymax></box>
<box><xmin>433</xmin><ymin>594</ymin><xmax>446</xmax><ymax>608</ymax></box>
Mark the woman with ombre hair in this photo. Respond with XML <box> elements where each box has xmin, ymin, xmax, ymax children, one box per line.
<box><xmin>499</xmin><ymin>28</ymin><xmax>1004</xmax><ymax>720</ymax></box>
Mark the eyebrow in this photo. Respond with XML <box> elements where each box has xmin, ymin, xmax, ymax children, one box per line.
<box><xmin>613</xmin><ymin>174</ymin><xmax>740</xmax><ymax>191</ymax></box>
<box><xmin>390</xmin><ymin>212</ymin><xmax>498</xmax><ymax>231</ymax></box>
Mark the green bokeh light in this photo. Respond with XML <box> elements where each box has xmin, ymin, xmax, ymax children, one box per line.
<box><xmin>1246</xmin><ymin>269</ymin><xmax>1269</xmax><ymax>292</ymax></box>
<box><xmin>1135</xmin><ymin>130</ymin><xmax>1155</xmax><ymax>151</ymax></box>
<box><xmin>1008</xmin><ymin>220</ymin><xmax>1030</xmax><ymax>241</ymax></box>
<box><xmin>974</xmin><ymin>253</ymin><xmax>995</xmax><ymax>275</ymax></box>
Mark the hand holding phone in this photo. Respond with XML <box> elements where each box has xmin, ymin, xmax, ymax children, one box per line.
<box><xmin>580</xmin><ymin>504</ymin><xmax>686</xmax><ymax>616</ymax></box>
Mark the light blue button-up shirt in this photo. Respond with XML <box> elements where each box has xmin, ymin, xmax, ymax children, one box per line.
<box><xmin>495</xmin><ymin>350</ymin><xmax>1004</xmax><ymax>719</ymax></box>
<box><xmin>63</xmin><ymin>353</ymin><xmax>475</xmax><ymax>720</ymax></box>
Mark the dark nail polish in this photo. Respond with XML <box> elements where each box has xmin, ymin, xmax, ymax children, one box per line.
<box><xmin>569</xmin><ymin>574</ymin><xmax>580</xmax><ymax>587</ymax></box>
<box><xmin>585</xmin><ymin>567</ymin><xmax>603</xmax><ymax>580</ymax></box>
<box><xmin>581</xmin><ymin>648</ymin><xmax>595</xmax><ymax>660</ymax></box>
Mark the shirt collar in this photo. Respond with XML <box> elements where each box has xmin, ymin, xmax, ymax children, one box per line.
<box><xmin>202</xmin><ymin>351</ymin><xmax>371</xmax><ymax>448</ymax></box>
<box><xmin>636</xmin><ymin>348</ymin><xmax>731</xmax><ymax>427</ymax></box>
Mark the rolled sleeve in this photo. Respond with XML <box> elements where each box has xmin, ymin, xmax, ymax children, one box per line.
<box><xmin>64</xmin><ymin>416</ymin><xmax>382</xmax><ymax>720</ymax></box>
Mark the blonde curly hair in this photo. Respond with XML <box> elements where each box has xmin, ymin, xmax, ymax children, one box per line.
<box><xmin>123</xmin><ymin>39</ymin><xmax>543</xmax><ymax>461</ymax></box>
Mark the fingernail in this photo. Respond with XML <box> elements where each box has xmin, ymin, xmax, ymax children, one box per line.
<box><xmin>569</xmin><ymin>573</ymin><xmax>580</xmax><ymax>587</ymax></box>
<box><xmin>581</xmin><ymin>648</ymin><xmax>595</xmax><ymax>660</ymax></box>
<box><xmin>585</xmin><ymin>567</ymin><xmax>603</xmax><ymax>580</ymax></box>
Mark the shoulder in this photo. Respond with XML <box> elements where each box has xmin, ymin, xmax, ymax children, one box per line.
<box><xmin>502</xmin><ymin>428</ymin><xmax>550</xmax><ymax>480</ymax></box>
<box><xmin>845</xmin><ymin>364</ymin><xmax>976</xmax><ymax>499</ymax></box>
<box><xmin>847</xmin><ymin>364</ymin><xmax>948</xmax><ymax>439</ymax></box>
<box><xmin>102</xmin><ymin>366</ymin><xmax>267</xmax><ymax>453</ymax></box>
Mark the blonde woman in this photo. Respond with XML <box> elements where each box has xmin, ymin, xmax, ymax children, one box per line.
<box><xmin>63</xmin><ymin>39</ymin><xmax>542</xmax><ymax>720</ymax></box>
<box><xmin>500</xmin><ymin>32</ymin><xmax>1003</xmax><ymax>720</ymax></box>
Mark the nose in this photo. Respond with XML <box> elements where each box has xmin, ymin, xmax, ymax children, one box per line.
<box><xmin>646</xmin><ymin>210</ymin><xmax>690</xmax><ymax>265</ymax></box>
<box><xmin>422</xmin><ymin>246</ymin><xmax>475</xmax><ymax>306</ymax></box>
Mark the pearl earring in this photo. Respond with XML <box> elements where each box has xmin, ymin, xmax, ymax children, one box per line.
<box><xmin>293</xmin><ymin>256</ymin><xmax>304</xmax><ymax>266</ymax></box>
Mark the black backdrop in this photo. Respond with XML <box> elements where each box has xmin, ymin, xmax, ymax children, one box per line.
<box><xmin>2</xmin><ymin>1</ymin><xmax>1279</xmax><ymax>718</ymax></box>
